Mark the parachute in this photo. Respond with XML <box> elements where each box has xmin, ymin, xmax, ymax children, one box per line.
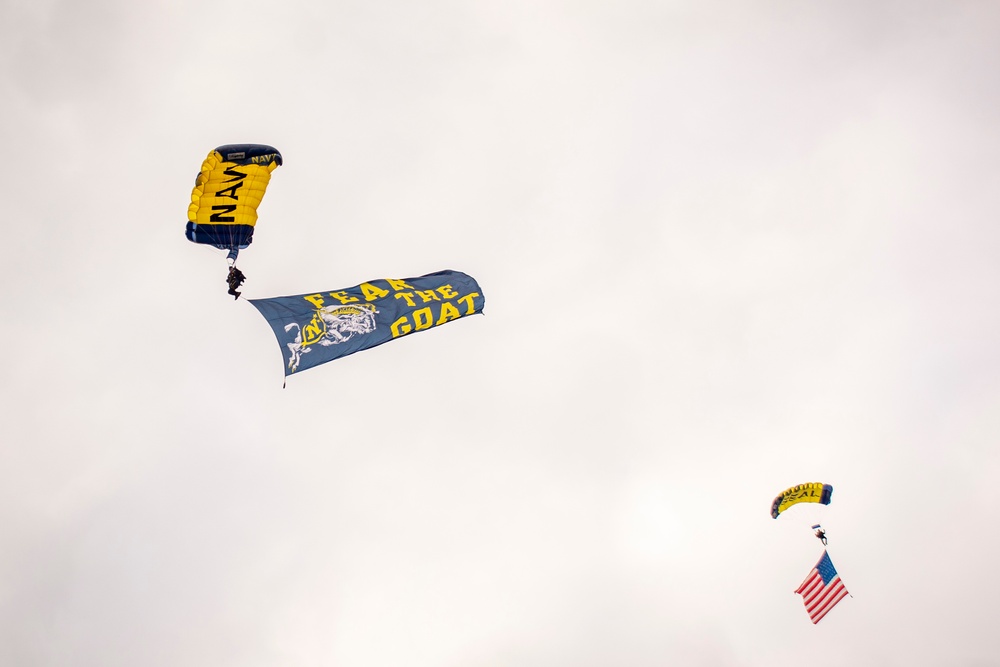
<box><xmin>186</xmin><ymin>144</ymin><xmax>282</xmax><ymax>263</ymax></box>
<box><xmin>770</xmin><ymin>483</ymin><xmax>833</xmax><ymax>519</ymax></box>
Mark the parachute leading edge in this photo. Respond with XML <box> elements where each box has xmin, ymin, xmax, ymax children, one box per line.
<box><xmin>771</xmin><ymin>483</ymin><xmax>833</xmax><ymax>519</ymax></box>
<box><xmin>186</xmin><ymin>144</ymin><xmax>282</xmax><ymax>262</ymax></box>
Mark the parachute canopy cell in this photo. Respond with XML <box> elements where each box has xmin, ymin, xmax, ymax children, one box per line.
<box><xmin>770</xmin><ymin>483</ymin><xmax>833</xmax><ymax>519</ymax></box>
<box><xmin>186</xmin><ymin>144</ymin><xmax>282</xmax><ymax>256</ymax></box>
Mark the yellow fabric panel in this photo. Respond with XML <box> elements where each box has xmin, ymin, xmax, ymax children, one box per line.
<box><xmin>188</xmin><ymin>150</ymin><xmax>280</xmax><ymax>228</ymax></box>
<box><xmin>775</xmin><ymin>482</ymin><xmax>827</xmax><ymax>515</ymax></box>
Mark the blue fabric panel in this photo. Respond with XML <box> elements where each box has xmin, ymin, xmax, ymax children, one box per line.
<box><xmin>214</xmin><ymin>144</ymin><xmax>282</xmax><ymax>166</ymax></box>
<box><xmin>185</xmin><ymin>222</ymin><xmax>254</xmax><ymax>250</ymax></box>
<box><xmin>249</xmin><ymin>270</ymin><xmax>485</xmax><ymax>376</ymax></box>
<box><xmin>820</xmin><ymin>484</ymin><xmax>834</xmax><ymax>505</ymax></box>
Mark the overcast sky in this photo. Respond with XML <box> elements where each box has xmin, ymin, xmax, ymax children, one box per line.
<box><xmin>2</xmin><ymin>1</ymin><xmax>999</xmax><ymax>665</ymax></box>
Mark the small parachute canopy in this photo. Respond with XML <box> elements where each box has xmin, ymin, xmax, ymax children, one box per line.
<box><xmin>770</xmin><ymin>482</ymin><xmax>833</xmax><ymax>519</ymax></box>
<box><xmin>186</xmin><ymin>144</ymin><xmax>282</xmax><ymax>262</ymax></box>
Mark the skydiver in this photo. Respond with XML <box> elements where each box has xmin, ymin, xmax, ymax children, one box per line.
<box><xmin>227</xmin><ymin>266</ymin><xmax>246</xmax><ymax>299</ymax></box>
<box><xmin>814</xmin><ymin>528</ymin><xmax>828</xmax><ymax>545</ymax></box>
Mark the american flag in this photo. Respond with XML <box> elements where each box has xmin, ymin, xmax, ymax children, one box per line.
<box><xmin>795</xmin><ymin>550</ymin><xmax>849</xmax><ymax>624</ymax></box>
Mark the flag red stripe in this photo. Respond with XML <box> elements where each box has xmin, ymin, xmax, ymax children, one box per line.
<box><xmin>803</xmin><ymin>574</ymin><xmax>838</xmax><ymax>604</ymax></box>
<box><xmin>798</xmin><ymin>574</ymin><xmax>822</xmax><ymax>599</ymax></box>
<box><xmin>806</xmin><ymin>578</ymin><xmax>845</xmax><ymax>614</ymax></box>
<box><xmin>810</xmin><ymin>587</ymin><xmax>849</xmax><ymax>624</ymax></box>
<box><xmin>795</xmin><ymin>571</ymin><xmax>817</xmax><ymax>594</ymax></box>
<box><xmin>794</xmin><ymin>554</ymin><xmax>850</xmax><ymax>624</ymax></box>
<box><xmin>796</xmin><ymin>571</ymin><xmax>820</xmax><ymax>595</ymax></box>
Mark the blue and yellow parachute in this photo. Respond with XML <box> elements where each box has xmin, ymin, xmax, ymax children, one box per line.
<box><xmin>770</xmin><ymin>483</ymin><xmax>833</xmax><ymax>519</ymax></box>
<box><xmin>186</xmin><ymin>144</ymin><xmax>282</xmax><ymax>262</ymax></box>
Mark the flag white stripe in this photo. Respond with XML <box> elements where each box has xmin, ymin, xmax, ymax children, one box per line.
<box><xmin>795</xmin><ymin>567</ymin><xmax>850</xmax><ymax>624</ymax></box>
<box><xmin>796</xmin><ymin>572</ymin><xmax>821</xmax><ymax>596</ymax></box>
<box><xmin>805</xmin><ymin>578</ymin><xmax>841</xmax><ymax>609</ymax></box>
<box><xmin>801</xmin><ymin>577</ymin><xmax>823</xmax><ymax>599</ymax></box>
<box><xmin>795</xmin><ymin>571</ymin><xmax>816</xmax><ymax>593</ymax></box>
<box><xmin>807</xmin><ymin>578</ymin><xmax>845</xmax><ymax>613</ymax></box>
<box><xmin>811</xmin><ymin>587</ymin><xmax>849</xmax><ymax>624</ymax></box>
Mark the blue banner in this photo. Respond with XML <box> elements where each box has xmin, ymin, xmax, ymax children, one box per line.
<box><xmin>249</xmin><ymin>270</ymin><xmax>485</xmax><ymax>376</ymax></box>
